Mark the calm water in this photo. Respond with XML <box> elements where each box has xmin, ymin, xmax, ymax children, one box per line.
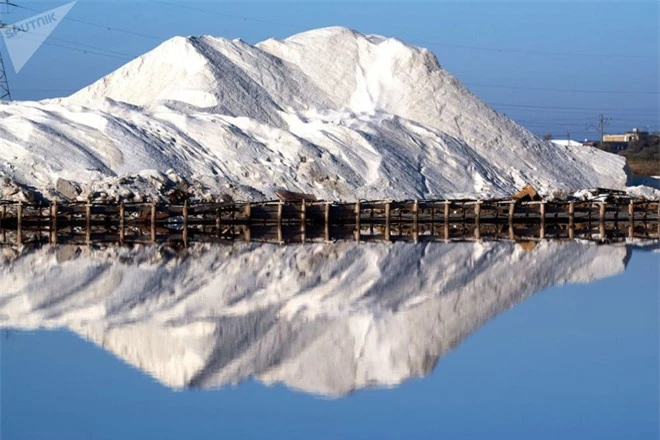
<box><xmin>0</xmin><ymin>240</ymin><xmax>658</xmax><ymax>439</ymax></box>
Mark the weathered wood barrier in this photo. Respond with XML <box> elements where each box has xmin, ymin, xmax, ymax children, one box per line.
<box><xmin>0</xmin><ymin>199</ymin><xmax>658</xmax><ymax>245</ymax></box>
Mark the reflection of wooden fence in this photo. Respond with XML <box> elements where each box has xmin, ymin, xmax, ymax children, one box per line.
<box><xmin>0</xmin><ymin>199</ymin><xmax>658</xmax><ymax>245</ymax></box>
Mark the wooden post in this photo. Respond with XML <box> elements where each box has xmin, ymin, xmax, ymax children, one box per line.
<box><xmin>1</xmin><ymin>204</ymin><xmax>5</xmax><ymax>242</ymax></box>
<box><xmin>16</xmin><ymin>202</ymin><xmax>22</xmax><ymax>245</ymax></box>
<box><xmin>539</xmin><ymin>202</ymin><xmax>546</xmax><ymax>239</ymax></box>
<box><xmin>85</xmin><ymin>201</ymin><xmax>91</xmax><ymax>244</ymax></box>
<box><xmin>243</xmin><ymin>225</ymin><xmax>251</xmax><ymax>243</ymax></box>
<box><xmin>37</xmin><ymin>202</ymin><xmax>42</xmax><ymax>237</ymax></box>
<box><xmin>369</xmin><ymin>207</ymin><xmax>374</xmax><ymax>236</ymax></box>
<box><xmin>568</xmin><ymin>201</ymin><xmax>575</xmax><ymax>240</ymax></box>
<box><xmin>444</xmin><ymin>200</ymin><xmax>450</xmax><ymax>241</ymax></box>
<box><xmin>119</xmin><ymin>202</ymin><xmax>125</xmax><ymax>244</ymax></box>
<box><xmin>245</xmin><ymin>201</ymin><xmax>252</xmax><ymax>223</ymax></box>
<box><xmin>384</xmin><ymin>201</ymin><xmax>391</xmax><ymax>241</ymax></box>
<box><xmin>412</xmin><ymin>200</ymin><xmax>419</xmax><ymax>243</ymax></box>
<box><xmin>599</xmin><ymin>201</ymin><xmax>606</xmax><ymax>240</ymax></box>
<box><xmin>182</xmin><ymin>200</ymin><xmax>188</xmax><ymax>245</ymax></box>
<box><xmin>50</xmin><ymin>201</ymin><xmax>58</xmax><ymax>245</ymax></box>
<box><xmin>628</xmin><ymin>200</ymin><xmax>634</xmax><ymax>238</ymax></box>
<box><xmin>324</xmin><ymin>202</ymin><xmax>330</xmax><ymax>242</ymax></box>
<box><xmin>508</xmin><ymin>202</ymin><xmax>515</xmax><ymax>240</ymax></box>
<box><xmin>300</xmin><ymin>199</ymin><xmax>306</xmax><ymax>243</ymax></box>
<box><xmin>215</xmin><ymin>207</ymin><xmax>221</xmax><ymax>238</ymax></box>
<box><xmin>474</xmin><ymin>201</ymin><xmax>481</xmax><ymax>240</ymax></box>
<box><xmin>231</xmin><ymin>204</ymin><xmax>236</xmax><ymax>236</ymax></box>
<box><xmin>150</xmin><ymin>201</ymin><xmax>157</xmax><ymax>243</ymax></box>
<box><xmin>430</xmin><ymin>203</ymin><xmax>435</xmax><ymax>236</ymax></box>
<box><xmin>277</xmin><ymin>202</ymin><xmax>283</xmax><ymax>244</ymax></box>
<box><xmin>355</xmin><ymin>201</ymin><xmax>361</xmax><ymax>242</ymax></box>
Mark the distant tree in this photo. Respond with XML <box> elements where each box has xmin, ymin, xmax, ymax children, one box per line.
<box><xmin>542</xmin><ymin>133</ymin><xmax>553</xmax><ymax>141</ymax></box>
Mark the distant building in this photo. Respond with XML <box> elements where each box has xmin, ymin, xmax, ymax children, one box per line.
<box><xmin>603</xmin><ymin>128</ymin><xmax>648</xmax><ymax>143</ymax></box>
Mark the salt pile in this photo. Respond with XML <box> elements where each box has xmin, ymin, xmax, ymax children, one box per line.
<box><xmin>0</xmin><ymin>27</ymin><xmax>637</xmax><ymax>201</ymax></box>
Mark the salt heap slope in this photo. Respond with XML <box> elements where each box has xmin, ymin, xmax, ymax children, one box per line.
<box><xmin>0</xmin><ymin>27</ymin><xmax>629</xmax><ymax>201</ymax></box>
<box><xmin>0</xmin><ymin>241</ymin><xmax>628</xmax><ymax>397</ymax></box>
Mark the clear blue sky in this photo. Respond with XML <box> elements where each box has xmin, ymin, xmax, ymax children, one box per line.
<box><xmin>2</xmin><ymin>248</ymin><xmax>658</xmax><ymax>439</ymax></box>
<box><xmin>1</xmin><ymin>1</ymin><xmax>658</xmax><ymax>141</ymax></box>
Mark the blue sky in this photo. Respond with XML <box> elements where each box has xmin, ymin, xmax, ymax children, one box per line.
<box><xmin>0</xmin><ymin>1</ymin><xmax>658</xmax><ymax>141</ymax></box>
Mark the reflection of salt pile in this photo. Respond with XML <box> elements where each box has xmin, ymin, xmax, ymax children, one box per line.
<box><xmin>0</xmin><ymin>27</ymin><xmax>630</xmax><ymax>202</ymax></box>
<box><xmin>0</xmin><ymin>241</ymin><xmax>628</xmax><ymax>396</ymax></box>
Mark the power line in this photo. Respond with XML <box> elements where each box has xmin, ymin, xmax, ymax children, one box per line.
<box><xmin>157</xmin><ymin>1</ymin><xmax>657</xmax><ymax>60</ymax></box>
<box><xmin>490</xmin><ymin>102</ymin><xmax>659</xmax><ymax>113</ymax></box>
<box><xmin>466</xmin><ymin>82</ymin><xmax>660</xmax><ymax>95</ymax></box>
<box><xmin>7</xmin><ymin>30</ymin><xmax>135</xmax><ymax>60</ymax></box>
<box><xmin>9</xmin><ymin>1</ymin><xmax>659</xmax><ymax>68</ymax></box>
<box><xmin>14</xmin><ymin>4</ymin><xmax>166</xmax><ymax>42</ymax></box>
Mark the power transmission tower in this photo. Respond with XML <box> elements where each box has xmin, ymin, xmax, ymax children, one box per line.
<box><xmin>0</xmin><ymin>1</ymin><xmax>15</xmax><ymax>101</ymax></box>
<box><xmin>0</xmin><ymin>51</ymin><xmax>10</xmax><ymax>101</ymax></box>
<box><xmin>586</xmin><ymin>114</ymin><xmax>611</xmax><ymax>146</ymax></box>
<box><xmin>597</xmin><ymin>114</ymin><xmax>611</xmax><ymax>145</ymax></box>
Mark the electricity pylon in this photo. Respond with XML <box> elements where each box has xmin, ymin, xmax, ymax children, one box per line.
<box><xmin>0</xmin><ymin>1</ymin><xmax>15</xmax><ymax>101</ymax></box>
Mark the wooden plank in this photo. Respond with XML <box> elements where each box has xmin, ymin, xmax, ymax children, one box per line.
<box><xmin>150</xmin><ymin>201</ymin><xmax>157</xmax><ymax>243</ymax></box>
<box><xmin>539</xmin><ymin>202</ymin><xmax>546</xmax><ymax>239</ymax></box>
<box><xmin>385</xmin><ymin>201</ymin><xmax>391</xmax><ymax>241</ymax></box>
<box><xmin>119</xmin><ymin>202</ymin><xmax>125</xmax><ymax>244</ymax></box>
<box><xmin>508</xmin><ymin>202</ymin><xmax>515</xmax><ymax>240</ymax></box>
<box><xmin>85</xmin><ymin>202</ymin><xmax>91</xmax><ymax>244</ymax></box>
<box><xmin>301</xmin><ymin>199</ymin><xmax>306</xmax><ymax>243</ymax></box>
<box><xmin>568</xmin><ymin>201</ymin><xmax>575</xmax><ymax>240</ymax></box>
<box><xmin>629</xmin><ymin>200</ymin><xmax>634</xmax><ymax>238</ymax></box>
<box><xmin>183</xmin><ymin>201</ymin><xmax>189</xmax><ymax>245</ymax></box>
<box><xmin>474</xmin><ymin>201</ymin><xmax>481</xmax><ymax>240</ymax></box>
<box><xmin>599</xmin><ymin>202</ymin><xmax>606</xmax><ymax>239</ymax></box>
<box><xmin>50</xmin><ymin>201</ymin><xmax>58</xmax><ymax>244</ymax></box>
<box><xmin>324</xmin><ymin>202</ymin><xmax>331</xmax><ymax>242</ymax></box>
<box><xmin>413</xmin><ymin>199</ymin><xmax>419</xmax><ymax>242</ymax></box>
<box><xmin>444</xmin><ymin>200</ymin><xmax>450</xmax><ymax>240</ymax></box>
<box><xmin>216</xmin><ymin>208</ymin><xmax>221</xmax><ymax>238</ymax></box>
<box><xmin>16</xmin><ymin>202</ymin><xmax>23</xmax><ymax>245</ymax></box>
<box><xmin>355</xmin><ymin>201</ymin><xmax>361</xmax><ymax>242</ymax></box>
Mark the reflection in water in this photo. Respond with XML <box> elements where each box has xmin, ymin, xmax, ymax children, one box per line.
<box><xmin>0</xmin><ymin>241</ymin><xmax>631</xmax><ymax>396</ymax></box>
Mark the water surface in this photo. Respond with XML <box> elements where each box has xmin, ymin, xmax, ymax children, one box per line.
<box><xmin>1</xmin><ymin>240</ymin><xmax>658</xmax><ymax>439</ymax></box>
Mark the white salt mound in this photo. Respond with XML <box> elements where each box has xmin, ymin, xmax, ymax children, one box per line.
<box><xmin>0</xmin><ymin>27</ymin><xmax>637</xmax><ymax>201</ymax></box>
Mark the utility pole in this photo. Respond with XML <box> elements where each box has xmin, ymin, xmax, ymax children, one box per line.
<box><xmin>567</xmin><ymin>128</ymin><xmax>571</xmax><ymax>145</ymax></box>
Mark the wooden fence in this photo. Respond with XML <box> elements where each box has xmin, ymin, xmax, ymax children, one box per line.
<box><xmin>0</xmin><ymin>198</ymin><xmax>658</xmax><ymax>245</ymax></box>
